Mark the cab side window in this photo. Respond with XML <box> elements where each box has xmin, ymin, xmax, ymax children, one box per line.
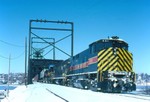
<box><xmin>90</xmin><ymin>44</ymin><xmax>96</xmax><ymax>54</ymax></box>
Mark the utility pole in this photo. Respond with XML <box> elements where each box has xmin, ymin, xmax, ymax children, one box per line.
<box><xmin>25</xmin><ymin>37</ymin><xmax>27</xmax><ymax>86</ymax></box>
<box><xmin>7</xmin><ymin>54</ymin><xmax>11</xmax><ymax>97</ymax></box>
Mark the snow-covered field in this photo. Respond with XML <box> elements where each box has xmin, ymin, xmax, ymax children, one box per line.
<box><xmin>1</xmin><ymin>83</ymin><xmax>150</xmax><ymax>102</ymax></box>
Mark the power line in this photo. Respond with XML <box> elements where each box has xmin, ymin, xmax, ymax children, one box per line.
<box><xmin>0</xmin><ymin>51</ymin><xmax>25</xmax><ymax>60</ymax></box>
<box><xmin>0</xmin><ymin>39</ymin><xmax>24</xmax><ymax>47</ymax></box>
<box><xmin>0</xmin><ymin>54</ymin><xmax>9</xmax><ymax>59</ymax></box>
<box><xmin>11</xmin><ymin>51</ymin><xmax>25</xmax><ymax>60</ymax></box>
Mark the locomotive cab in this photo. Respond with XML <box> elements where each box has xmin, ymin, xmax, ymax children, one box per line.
<box><xmin>92</xmin><ymin>36</ymin><xmax>136</xmax><ymax>92</ymax></box>
<box><xmin>89</xmin><ymin>36</ymin><xmax>128</xmax><ymax>54</ymax></box>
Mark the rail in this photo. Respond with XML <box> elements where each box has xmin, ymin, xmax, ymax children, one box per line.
<box><xmin>46</xmin><ymin>88</ymin><xmax>69</xmax><ymax>102</ymax></box>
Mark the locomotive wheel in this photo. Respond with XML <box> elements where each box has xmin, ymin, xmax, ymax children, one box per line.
<box><xmin>101</xmin><ymin>81</ymin><xmax>113</xmax><ymax>93</ymax></box>
<box><xmin>107</xmin><ymin>81</ymin><xmax>113</xmax><ymax>92</ymax></box>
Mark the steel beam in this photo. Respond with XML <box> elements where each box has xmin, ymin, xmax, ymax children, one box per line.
<box><xmin>27</xmin><ymin>19</ymin><xmax>74</xmax><ymax>84</ymax></box>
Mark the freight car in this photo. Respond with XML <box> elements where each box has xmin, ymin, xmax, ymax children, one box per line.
<box><xmin>42</xmin><ymin>36</ymin><xmax>136</xmax><ymax>93</ymax></box>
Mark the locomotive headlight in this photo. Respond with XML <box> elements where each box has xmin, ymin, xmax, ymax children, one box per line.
<box><xmin>85</xmin><ymin>86</ymin><xmax>88</xmax><ymax>89</ymax></box>
<box><xmin>113</xmin><ymin>47</ymin><xmax>117</xmax><ymax>55</ymax></box>
<box><xmin>128</xmin><ymin>72</ymin><xmax>131</xmax><ymax>76</ymax></box>
<box><xmin>114</xmin><ymin>78</ymin><xmax>117</xmax><ymax>82</ymax></box>
<box><xmin>111</xmin><ymin>78</ymin><xmax>117</xmax><ymax>82</ymax></box>
<box><xmin>97</xmin><ymin>88</ymin><xmax>101</xmax><ymax>90</ymax></box>
<box><xmin>113</xmin><ymin>82</ymin><xmax>118</xmax><ymax>88</ymax></box>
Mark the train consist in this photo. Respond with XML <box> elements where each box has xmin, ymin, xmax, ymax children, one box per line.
<box><xmin>40</xmin><ymin>36</ymin><xmax>136</xmax><ymax>93</ymax></box>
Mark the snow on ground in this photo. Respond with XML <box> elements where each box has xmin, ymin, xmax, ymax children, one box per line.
<box><xmin>1</xmin><ymin>83</ymin><xmax>150</xmax><ymax>102</ymax></box>
<box><xmin>1</xmin><ymin>83</ymin><xmax>65</xmax><ymax>102</ymax></box>
<box><xmin>136</xmin><ymin>82</ymin><xmax>150</xmax><ymax>86</ymax></box>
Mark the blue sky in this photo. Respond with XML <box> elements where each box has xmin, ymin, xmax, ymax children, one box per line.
<box><xmin>0</xmin><ymin>0</ymin><xmax>150</xmax><ymax>74</ymax></box>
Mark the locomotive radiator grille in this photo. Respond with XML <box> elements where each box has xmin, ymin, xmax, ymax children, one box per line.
<box><xmin>97</xmin><ymin>47</ymin><xmax>133</xmax><ymax>72</ymax></box>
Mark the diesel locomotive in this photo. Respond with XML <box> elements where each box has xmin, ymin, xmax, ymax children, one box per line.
<box><xmin>41</xmin><ymin>36</ymin><xmax>136</xmax><ymax>93</ymax></box>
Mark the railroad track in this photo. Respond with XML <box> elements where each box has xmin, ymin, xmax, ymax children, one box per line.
<box><xmin>46</xmin><ymin>88</ymin><xmax>69</xmax><ymax>102</ymax></box>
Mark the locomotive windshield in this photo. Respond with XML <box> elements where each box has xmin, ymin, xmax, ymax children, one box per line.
<box><xmin>90</xmin><ymin>37</ymin><xmax>128</xmax><ymax>54</ymax></box>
